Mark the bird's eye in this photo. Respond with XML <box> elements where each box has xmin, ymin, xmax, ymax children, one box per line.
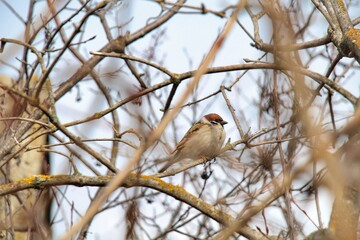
<box><xmin>211</xmin><ymin>120</ymin><xmax>218</xmax><ymax>125</ymax></box>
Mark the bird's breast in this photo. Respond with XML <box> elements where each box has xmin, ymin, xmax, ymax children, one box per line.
<box><xmin>182</xmin><ymin>125</ymin><xmax>225</xmax><ymax>159</ymax></box>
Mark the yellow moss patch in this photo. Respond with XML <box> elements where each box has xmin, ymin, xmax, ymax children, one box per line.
<box><xmin>37</xmin><ymin>174</ymin><xmax>52</xmax><ymax>179</ymax></box>
<box><xmin>18</xmin><ymin>175</ymin><xmax>37</xmax><ymax>184</ymax></box>
<box><xmin>18</xmin><ymin>174</ymin><xmax>51</xmax><ymax>184</ymax></box>
<box><xmin>138</xmin><ymin>173</ymin><xmax>157</xmax><ymax>180</ymax></box>
<box><xmin>346</xmin><ymin>28</ymin><xmax>360</xmax><ymax>48</ymax></box>
<box><xmin>337</xmin><ymin>0</ymin><xmax>345</xmax><ymax>9</ymax></box>
<box><xmin>139</xmin><ymin>173</ymin><xmax>188</xmax><ymax>194</ymax></box>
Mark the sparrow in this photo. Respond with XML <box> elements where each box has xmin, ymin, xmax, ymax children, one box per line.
<box><xmin>159</xmin><ymin>113</ymin><xmax>228</xmax><ymax>172</ymax></box>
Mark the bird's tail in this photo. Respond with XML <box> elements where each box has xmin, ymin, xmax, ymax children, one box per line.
<box><xmin>158</xmin><ymin>155</ymin><xmax>179</xmax><ymax>173</ymax></box>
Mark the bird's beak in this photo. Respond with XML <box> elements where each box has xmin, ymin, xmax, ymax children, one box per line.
<box><xmin>221</xmin><ymin>120</ymin><xmax>228</xmax><ymax>126</ymax></box>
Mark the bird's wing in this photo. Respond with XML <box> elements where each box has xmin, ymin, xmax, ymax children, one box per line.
<box><xmin>174</xmin><ymin>121</ymin><xmax>204</xmax><ymax>152</ymax></box>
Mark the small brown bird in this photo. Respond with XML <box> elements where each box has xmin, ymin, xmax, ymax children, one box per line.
<box><xmin>159</xmin><ymin>113</ymin><xmax>227</xmax><ymax>172</ymax></box>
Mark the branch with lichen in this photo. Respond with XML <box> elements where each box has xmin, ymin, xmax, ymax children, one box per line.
<box><xmin>0</xmin><ymin>173</ymin><xmax>267</xmax><ymax>240</ymax></box>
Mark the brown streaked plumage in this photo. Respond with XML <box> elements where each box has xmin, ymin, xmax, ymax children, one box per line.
<box><xmin>159</xmin><ymin>113</ymin><xmax>227</xmax><ymax>172</ymax></box>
